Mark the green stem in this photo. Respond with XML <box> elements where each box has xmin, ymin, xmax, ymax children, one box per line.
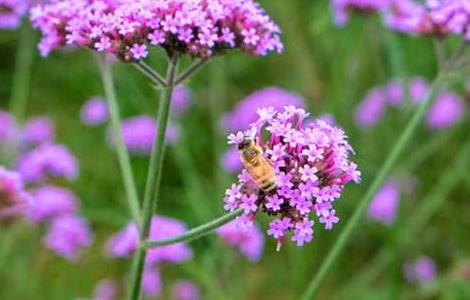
<box><xmin>9</xmin><ymin>24</ymin><xmax>34</xmax><ymax>121</ymax></box>
<box><xmin>128</xmin><ymin>57</ymin><xmax>178</xmax><ymax>300</ymax></box>
<box><xmin>300</xmin><ymin>75</ymin><xmax>444</xmax><ymax>300</ymax></box>
<box><xmin>175</xmin><ymin>58</ymin><xmax>208</xmax><ymax>85</ymax></box>
<box><xmin>144</xmin><ymin>209</ymin><xmax>243</xmax><ymax>248</ymax></box>
<box><xmin>98</xmin><ymin>59</ymin><xmax>141</xmax><ymax>226</ymax></box>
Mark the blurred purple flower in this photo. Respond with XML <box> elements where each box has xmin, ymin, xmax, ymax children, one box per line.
<box><xmin>80</xmin><ymin>97</ymin><xmax>108</xmax><ymax>126</ymax></box>
<box><xmin>355</xmin><ymin>88</ymin><xmax>387</xmax><ymax>127</ymax></box>
<box><xmin>222</xmin><ymin>87</ymin><xmax>304</xmax><ymax>132</ymax></box>
<box><xmin>17</xmin><ymin>144</ymin><xmax>78</xmax><ymax>183</ymax></box>
<box><xmin>426</xmin><ymin>92</ymin><xmax>465</xmax><ymax>129</ymax></box>
<box><xmin>0</xmin><ymin>110</ymin><xmax>16</xmax><ymax>144</ymax></box>
<box><xmin>142</xmin><ymin>268</ymin><xmax>161</xmax><ymax>298</ymax></box>
<box><xmin>45</xmin><ymin>214</ymin><xmax>93</xmax><ymax>261</ymax></box>
<box><xmin>21</xmin><ymin>117</ymin><xmax>55</xmax><ymax>146</ymax></box>
<box><xmin>31</xmin><ymin>0</ymin><xmax>283</xmax><ymax>60</ymax></box>
<box><xmin>108</xmin><ymin>115</ymin><xmax>179</xmax><ymax>155</ymax></box>
<box><xmin>216</xmin><ymin>218</ymin><xmax>264</xmax><ymax>262</ymax></box>
<box><xmin>0</xmin><ymin>166</ymin><xmax>30</xmax><ymax>221</ymax></box>
<box><xmin>404</xmin><ymin>256</ymin><xmax>437</xmax><ymax>283</ymax></box>
<box><xmin>171</xmin><ymin>85</ymin><xmax>192</xmax><ymax>117</ymax></box>
<box><xmin>106</xmin><ymin>215</ymin><xmax>192</xmax><ymax>265</ymax></box>
<box><xmin>384</xmin><ymin>0</ymin><xmax>425</xmax><ymax>33</ymax></box>
<box><xmin>332</xmin><ymin>0</ymin><xmax>391</xmax><ymax>26</ymax></box>
<box><xmin>224</xmin><ymin>106</ymin><xmax>361</xmax><ymax>248</ymax></box>
<box><xmin>386</xmin><ymin>80</ymin><xmax>403</xmax><ymax>107</ymax></box>
<box><xmin>27</xmin><ymin>185</ymin><xmax>79</xmax><ymax>223</ymax></box>
<box><xmin>0</xmin><ymin>0</ymin><xmax>28</xmax><ymax>29</ymax></box>
<box><xmin>172</xmin><ymin>280</ymin><xmax>200</xmax><ymax>300</ymax></box>
<box><xmin>221</xmin><ymin>148</ymin><xmax>243</xmax><ymax>173</ymax></box>
<box><xmin>76</xmin><ymin>279</ymin><xmax>119</xmax><ymax>300</ymax></box>
<box><xmin>367</xmin><ymin>179</ymin><xmax>400</xmax><ymax>225</ymax></box>
<box><xmin>409</xmin><ymin>77</ymin><xmax>429</xmax><ymax>103</ymax></box>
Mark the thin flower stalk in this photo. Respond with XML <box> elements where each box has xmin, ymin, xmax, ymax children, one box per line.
<box><xmin>98</xmin><ymin>59</ymin><xmax>142</xmax><ymax>227</ymax></box>
<box><xmin>144</xmin><ymin>209</ymin><xmax>243</xmax><ymax>248</ymax></box>
<box><xmin>175</xmin><ymin>58</ymin><xmax>209</xmax><ymax>85</ymax></box>
<box><xmin>300</xmin><ymin>74</ymin><xmax>444</xmax><ymax>300</ymax></box>
<box><xmin>133</xmin><ymin>61</ymin><xmax>167</xmax><ymax>87</ymax></box>
<box><xmin>128</xmin><ymin>56</ymin><xmax>179</xmax><ymax>300</ymax></box>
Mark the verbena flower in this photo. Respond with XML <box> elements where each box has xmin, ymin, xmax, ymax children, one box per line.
<box><xmin>221</xmin><ymin>148</ymin><xmax>243</xmax><ymax>172</ymax></box>
<box><xmin>404</xmin><ymin>256</ymin><xmax>437</xmax><ymax>283</ymax></box>
<box><xmin>222</xmin><ymin>87</ymin><xmax>305</xmax><ymax>132</ymax></box>
<box><xmin>80</xmin><ymin>96</ymin><xmax>109</xmax><ymax>126</ymax></box>
<box><xmin>367</xmin><ymin>178</ymin><xmax>400</xmax><ymax>225</ymax></box>
<box><xmin>223</xmin><ymin>106</ymin><xmax>361</xmax><ymax>248</ymax></box>
<box><xmin>27</xmin><ymin>185</ymin><xmax>79</xmax><ymax>223</ymax></box>
<box><xmin>0</xmin><ymin>166</ymin><xmax>30</xmax><ymax>222</ymax></box>
<box><xmin>107</xmin><ymin>115</ymin><xmax>179</xmax><ymax>155</ymax></box>
<box><xmin>332</xmin><ymin>0</ymin><xmax>391</xmax><ymax>26</ymax></box>
<box><xmin>426</xmin><ymin>91</ymin><xmax>465</xmax><ymax>129</ymax></box>
<box><xmin>21</xmin><ymin>117</ymin><xmax>55</xmax><ymax>146</ymax></box>
<box><xmin>106</xmin><ymin>215</ymin><xmax>192</xmax><ymax>265</ymax></box>
<box><xmin>17</xmin><ymin>143</ymin><xmax>78</xmax><ymax>183</ymax></box>
<box><xmin>171</xmin><ymin>85</ymin><xmax>192</xmax><ymax>117</ymax></box>
<box><xmin>142</xmin><ymin>268</ymin><xmax>161</xmax><ymax>298</ymax></box>
<box><xmin>30</xmin><ymin>0</ymin><xmax>283</xmax><ymax>60</ymax></box>
<box><xmin>216</xmin><ymin>218</ymin><xmax>264</xmax><ymax>261</ymax></box>
<box><xmin>0</xmin><ymin>0</ymin><xmax>28</xmax><ymax>29</ymax></box>
<box><xmin>76</xmin><ymin>279</ymin><xmax>119</xmax><ymax>300</ymax></box>
<box><xmin>172</xmin><ymin>280</ymin><xmax>200</xmax><ymax>300</ymax></box>
<box><xmin>45</xmin><ymin>214</ymin><xmax>93</xmax><ymax>261</ymax></box>
<box><xmin>355</xmin><ymin>88</ymin><xmax>387</xmax><ymax>127</ymax></box>
<box><xmin>0</xmin><ymin>110</ymin><xmax>16</xmax><ymax>145</ymax></box>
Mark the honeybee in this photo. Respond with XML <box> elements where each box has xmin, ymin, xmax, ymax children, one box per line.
<box><xmin>237</xmin><ymin>137</ymin><xmax>277</xmax><ymax>193</ymax></box>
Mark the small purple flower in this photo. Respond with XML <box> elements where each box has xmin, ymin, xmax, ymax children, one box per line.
<box><xmin>80</xmin><ymin>97</ymin><xmax>109</xmax><ymax>126</ymax></box>
<box><xmin>172</xmin><ymin>280</ymin><xmax>200</xmax><ymax>300</ymax></box>
<box><xmin>222</xmin><ymin>87</ymin><xmax>305</xmax><ymax>132</ymax></box>
<box><xmin>216</xmin><ymin>219</ymin><xmax>264</xmax><ymax>262</ymax></box>
<box><xmin>332</xmin><ymin>0</ymin><xmax>392</xmax><ymax>26</ymax></box>
<box><xmin>27</xmin><ymin>185</ymin><xmax>79</xmax><ymax>223</ymax></box>
<box><xmin>426</xmin><ymin>92</ymin><xmax>465</xmax><ymax>129</ymax></box>
<box><xmin>16</xmin><ymin>144</ymin><xmax>78</xmax><ymax>183</ymax></box>
<box><xmin>108</xmin><ymin>115</ymin><xmax>179</xmax><ymax>155</ymax></box>
<box><xmin>223</xmin><ymin>106</ymin><xmax>360</xmax><ymax>248</ymax></box>
<box><xmin>0</xmin><ymin>166</ymin><xmax>30</xmax><ymax>222</ymax></box>
<box><xmin>221</xmin><ymin>148</ymin><xmax>243</xmax><ymax>173</ymax></box>
<box><xmin>77</xmin><ymin>279</ymin><xmax>118</xmax><ymax>300</ymax></box>
<box><xmin>106</xmin><ymin>215</ymin><xmax>192</xmax><ymax>265</ymax></box>
<box><xmin>44</xmin><ymin>214</ymin><xmax>93</xmax><ymax>261</ymax></box>
<box><xmin>130</xmin><ymin>44</ymin><xmax>148</xmax><ymax>60</ymax></box>
<box><xmin>0</xmin><ymin>0</ymin><xmax>28</xmax><ymax>29</ymax></box>
<box><xmin>142</xmin><ymin>268</ymin><xmax>161</xmax><ymax>298</ymax></box>
<box><xmin>355</xmin><ymin>88</ymin><xmax>387</xmax><ymax>127</ymax></box>
<box><xmin>21</xmin><ymin>117</ymin><xmax>55</xmax><ymax>146</ymax></box>
<box><xmin>386</xmin><ymin>80</ymin><xmax>404</xmax><ymax>106</ymax></box>
<box><xmin>409</xmin><ymin>77</ymin><xmax>429</xmax><ymax>103</ymax></box>
<box><xmin>0</xmin><ymin>110</ymin><xmax>16</xmax><ymax>145</ymax></box>
<box><xmin>171</xmin><ymin>85</ymin><xmax>192</xmax><ymax>117</ymax></box>
<box><xmin>404</xmin><ymin>256</ymin><xmax>437</xmax><ymax>283</ymax></box>
<box><xmin>367</xmin><ymin>179</ymin><xmax>400</xmax><ymax>225</ymax></box>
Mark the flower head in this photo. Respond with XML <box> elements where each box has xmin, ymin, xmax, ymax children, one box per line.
<box><xmin>172</xmin><ymin>280</ymin><xmax>200</xmax><ymax>300</ymax></box>
<box><xmin>31</xmin><ymin>0</ymin><xmax>283</xmax><ymax>61</ymax></box>
<box><xmin>21</xmin><ymin>117</ymin><xmax>55</xmax><ymax>146</ymax></box>
<box><xmin>426</xmin><ymin>91</ymin><xmax>465</xmax><ymax>129</ymax></box>
<box><xmin>355</xmin><ymin>88</ymin><xmax>387</xmax><ymax>127</ymax></box>
<box><xmin>332</xmin><ymin>0</ymin><xmax>392</xmax><ymax>26</ymax></box>
<box><xmin>142</xmin><ymin>268</ymin><xmax>161</xmax><ymax>298</ymax></box>
<box><xmin>44</xmin><ymin>214</ymin><xmax>93</xmax><ymax>261</ymax></box>
<box><xmin>216</xmin><ymin>218</ymin><xmax>264</xmax><ymax>261</ymax></box>
<box><xmin>0</xmin><ymin>166</ymin><xmax>30</xmax><ymax>222</ymax></box>
<box><xmin>108</xmin><ymin>115</ymin><xmax>179</xmax><ymax>155</ymax></box>
<box><xmin>0</xmin><ymin>0</ymin><xmax>28</xmax><ymax>29</ymax></box>
<box><xmin>17</xmin><ymin>143</ymin><xmax>78</xmax><ymax>183</ymax></box>
<box><xmin>367</xmin><ymin>179</ymin><xmax>400</xmax><ymax>225</ymax></box>
<box><xmin>106</xmin><ymin>215</ymin><xmax>192</xmax><ymax>265</ymax></box>
<box><xmin>27</xmin><ymin>185</ymin><xmax>79</xmax><ymax>223</ymax></box>
<box><xmin>172</xmin><ymin>85</ymin><xmax>192</xmax><ymax>117</ymax></box>
<box><xmin>80</xmin><ymin>96</ymin><xmax>109</xmax><ymax>126</ymax></box>
<box><xmin>404</xmin><ymin>256</ymin><xmax>437</xmax><ymax>283</ymax></box>
<box><xmin>0</xmin><ymin>110</ymin><xmax>16</xmax><ymax>145</ymax></box>
<box><xmin>223</xmin><ymin>106</ymin><xmax>360</xmax><ymax>248</ymax></box>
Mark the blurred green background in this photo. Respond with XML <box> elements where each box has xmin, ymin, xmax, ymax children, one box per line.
<box><xmin>1</xmin><ymin>1</ymin><xmax>470</xmax><ymax>299</ymax></box>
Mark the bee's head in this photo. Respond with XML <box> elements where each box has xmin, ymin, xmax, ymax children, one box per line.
<box><xmin>237</xmin><ymin>138</ymin><xmax>254</xmax><ymax>151</ymax></box>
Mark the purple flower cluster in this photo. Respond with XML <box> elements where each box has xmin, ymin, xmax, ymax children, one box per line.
<box><xmin>21</xmin><ymin>117</ymin><xmax>55</xmax><ymax>146</ymax></box>
<box><xmin>30</xmin><ymin>0</ymin><xmax>283</xmax><ymax>60</ymax></box>
<box><xmin>223</xmin><ymin>106</ymin><xmax>361</xmax><ymax>248</ymax></box>
<box><xmin>385</xmin><ymin>0</ymin><xmax>470</xmax><ymax>39</ymax></box>
<box><xmin>106</xmin><ymin>215</ymin><xmax>192</xmax><ymax>297</ymax></box>
<box><xmin>332</xmin><ymin>0</ymin><xmax>392</xmax><ymax>25</ymax></box>
<box><xmin>221</xmin><ymin>87</ymin><xmax>305</xmax><ymax>172</ymax></box>
<box><xmin>355</xmin><ymin>77</ymin><xmax>466</xmax><ymax>129</ymax></box>
<box><xmin>107</xmin><ymin>115</ymin><xmax>179</xmax><ymax>155</ymax></box>
<box><xmin>0</xmin><ymin>166</ymin><xmax>31</xmax><ymax>222</ymax></box>
<box><xmin>172</xmin><ymin>280</ymin><xmax>200</xmax><ymax>300</ymax></box>
<box><xmin>216</xmin><ymin>218</ymin><xmax>264</xmax><ymax>261</ymax></box>
<box><xmin>17</xmin><ymin>143</ymin><xmax>78</xmax><ymax>183</ymax></box>
<box><xmin>0</xmin><ymin>0</ymin><xmax>28</xmax><ymax>29</ymax></box>
<box><xmin>27</xmin><ymin>185</ymin><xmax>79</xmax><ymax>223</ymax></box>
<box><xmin>404</xmin><ymin>256</ymin><xmax>437</xmax><ymax>283</ymax></box>
<box><xmin>80</xmin><ymin>96</ymin><xmax>109</xmax><ymax>126</ymax></box>
<box><xmin>172</xmin><ymin>85</ymin><xmax>192</xmax><ymax>117</ymax></box>
<box><xmin>367</xmin><ymin>178</ymin><xmax>400</xmax><ymax>225</ymax></box>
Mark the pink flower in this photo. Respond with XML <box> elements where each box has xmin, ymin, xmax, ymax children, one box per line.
<box><xmin>367</xmin><ymin>179</ymin><xmax>400</xmax><ymax>225</ymax></box>
<box><xmin>426</xmin><ymin>92</ymin><xmax>465</xmax><ymax>129</ymax></box>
